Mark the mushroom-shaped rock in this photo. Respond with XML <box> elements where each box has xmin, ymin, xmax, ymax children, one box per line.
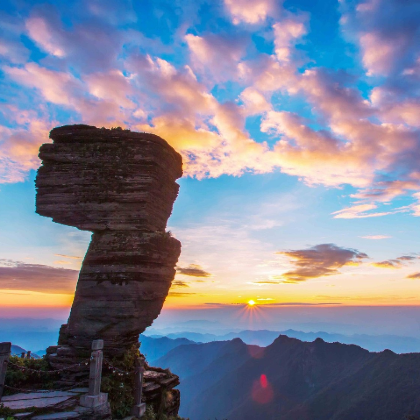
<box><xmin>35</xmin><ymin>125</ymin><xmax>182</xmax><ymax>356</ymax></box>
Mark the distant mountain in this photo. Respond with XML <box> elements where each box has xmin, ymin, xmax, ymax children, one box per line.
<box><xmin>156</xmin><ymin>338</ymin><xmax>263</xmax><ymax>413</ymax></box>
<box><xmin>160</xmin><ymin>331</ymin><xmax>220</xmax><ymax>343</ymax></box>
<box><xmin>11</xmin><ymin>344</ymin><xmax>27</xmax><ymax>356</ymax></box>
<box><xmin>156</xmin><ymin>335</ymin><xmax>420</xmax><ymax>420</ymax></box>
<box><xmin>11</xmin><ymin>344</ymin><xmax>41</xmax><ymax>359</ymax></box>
<box><xmin>139</xmin><ymin>334</ymin><xmax>196</xmax><ymax>364</ymax></box>
<box><xmin>149</xmin><ymin>328</ymin><xmax>420</xmax><ymax>353</ymax></box>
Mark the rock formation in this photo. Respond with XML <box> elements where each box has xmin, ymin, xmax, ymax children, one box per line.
<box><xmin>35</xmin><ymin>125</ymin><xmax>182</xmax><ymax>357</ymax></box>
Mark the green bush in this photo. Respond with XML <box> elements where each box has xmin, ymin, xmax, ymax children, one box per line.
<box><xmin>101</xmin><ymin>345</ymin><xmax>138</xmax><ymax>419</ymax></box>
<box><xmin>4</xmin><ymin>356</ymin><xmax>58</xmax><ymax>395</ymax></box>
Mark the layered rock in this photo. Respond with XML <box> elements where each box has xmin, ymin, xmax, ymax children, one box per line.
<box><xmin>35</xmin><ymin>125</ymin><xmax>182</xmax><ymax>357</ymax></box>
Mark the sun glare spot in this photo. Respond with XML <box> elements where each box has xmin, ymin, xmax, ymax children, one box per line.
<box><xmin>248</xmin><ymin>299</ymin><xmax>256</xmax><ymax>306</ymax></box>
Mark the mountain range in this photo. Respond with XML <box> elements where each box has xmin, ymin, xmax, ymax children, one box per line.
<box><xmin>154</xmin><ymin>335</ymin><xmax>420</xmax><ymax>420</ymax></box>
<box><xmin>147</xmin><ymin>328</ymin><xmax>420</xmax><ymax>353</ymax></box>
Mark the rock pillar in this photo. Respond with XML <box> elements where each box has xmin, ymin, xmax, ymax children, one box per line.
<box><xmin>35</xmin><ymin>125</ymin><xmax>182</xmax><ymax>357</ymax></box>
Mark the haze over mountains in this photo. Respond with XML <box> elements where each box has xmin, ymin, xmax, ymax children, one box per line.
<box><xmin>3</xmin><ymin>317</ymin><xmax>420</xmax><ymax>419</ymax></box>
<box><xmin>147</xmin><ymin>329</ymin><xmax>420</xmax><ymax>354</ymax></box>
<box><xmin>155</xmin><ymin>336</ymin><xmax>420</xmax><ymax>420</ymax></box>
<box><xmin>4</xmin><ymin>316</ymin><xmax>420</xmax><ymax>355</ymax></box>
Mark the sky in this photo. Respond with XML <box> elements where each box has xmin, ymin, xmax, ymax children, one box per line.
<box><xmin>1</xmin><ymin>0</ymin><xmax>420</xmax><ymax>329</ymax></box>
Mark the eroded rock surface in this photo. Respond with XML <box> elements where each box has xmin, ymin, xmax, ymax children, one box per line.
<box><xmin>35</xmin><ymin>125</ymin><xmax>182</xmax><ymax>356</ymax></box>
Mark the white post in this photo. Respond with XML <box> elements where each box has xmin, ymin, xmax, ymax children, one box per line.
<box><xmin>80</xmin><ymin>339</ymin><xmax>108</xmax><ymax>408</ymax></box>
<box><xmin>131</xmin><ymin>356</ymin><xmax>146</xmax><ymax>417</ymax></box>
<box><xmin>0</xmin><ymin>342</ymin><xmax>11</xmax><ymax>402</ymax></box>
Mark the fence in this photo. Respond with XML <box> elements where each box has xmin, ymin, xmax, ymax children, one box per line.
<box><xmin>0</xmin><ymin>340</ymin><xmax>146</xmax><ymax>417</ymax></box>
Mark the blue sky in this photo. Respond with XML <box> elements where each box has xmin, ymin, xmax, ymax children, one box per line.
<box><xmin>1</xmin><ymin>0</ymin><xmax>420</xmax><ymax>318</ymax></box>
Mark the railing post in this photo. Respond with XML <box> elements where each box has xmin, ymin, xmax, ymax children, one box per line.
<box><xmin>131</xmin><ymin>356</ymin><xmax>146</xmax><ymax>417</ymax></box>
<box><xmin>0</xmin><ymin>342</ymin><xmax>11</xmax><ymax>402</ymax></box>
<box><xmin>80</xmin><ymin>339</ymin><xmax>108</xmax><ymax>408</ymax></box>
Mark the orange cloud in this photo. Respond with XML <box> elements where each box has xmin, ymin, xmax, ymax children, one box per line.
<box><xmin>372</xmin><ymin>255</ymin><xmax>416</xmax><ymax>269</ymax></box>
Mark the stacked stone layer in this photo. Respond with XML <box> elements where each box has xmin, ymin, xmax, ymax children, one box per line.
<box><xmin>37</xmin><ymin>125</ymin><xmax>182</xmax><ymax>232</ymax></box>
<box><xmin>60</xmin><ymin>231</ymin><xmax>181</xmax><ymax>353</ymax></box>
<box><xmin>35</xmin><ymin>125</ymin><xmax>182</xmax><ymax>357</ymax></box>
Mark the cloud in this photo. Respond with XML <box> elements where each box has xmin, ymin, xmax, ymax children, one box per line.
<box><xmin>223</xmin><ymin>0</ymin><xmax>281</xmax><ymax>25</ymax></box>
<box><xmin>0</xmin><ymin>259</ymin><xmax>78</xmax><ymax>293</ymax></box>
<box><xmin>185</xmin><ymin>32</ymin><xmax>249</xmax><ymax>82</ymax></box>
<box><xmin>168</xmin><ymin>292</ymin><xmax>196</xmax><ymax>297</ymax></box>
<box><xmin>397</xmin><ymin>255</ymin><xmax>416</xmax><ymax>261</ymax></box>
<box><xmin>0</xmin><ymin>118</ymin><xmax>50</xmax><ymax>183</ymax></box>
<box><xmin>253</xmin><ymin>280</ymin><xmax>282</xmax><ymax>285</ymax></box>
<box><xmin>341</xmin><ymin>0</ymin><xmax>420</xmax><ymax>76</ymax></box>
<box><xmin>332</xmin><ymin>203</ymin><xmax>409</xmax><ymax>219</ymax></box>
<box><xmin>172</xmin><ymin>281</ymin><xmax>190</xmax><ymax>288</ymax></box>
<box><xmin>54</xmin><ymin>254</ymin><xmax>83</xmax><ymax>260</ymax></box>
<box><xmin>360</xmin><ymin>235</ymin><xmax>391</xmax><ymax>240</ymax></box>
<box><xmin>407</xmin><ymin>273</ymin><xmax>420</xmax><ymax>279</ymax></box>
<box><xmin>84</xmin><ymin>70</ymin><xmax>136</xmax><ymax>109</ymax></box>
<box><xmin>176</xmin><ymin>264</ymin><xmax>211</xmax><ymax>277</ymax></box>
<box><xmin>1</xmin><ymin>0</ymin><xmax>420</xmax><ymax>227</ymax></box>
<box><xmin>273</xmin><ymin>16</ymin><xmax>307</xmax><ymax>62</ymax></box>
<box><xmin>372</xmin><ymin>255</ymin><xmax>416</xmax><ymax>269</ymax></box>
<box><xmin>25</xmin><ymin>10</ymin><xmax>124</xmax><ymax>71</ymax></box>
<box><xmin>265</xmin><ymin>302</ymin><xmax>342</xmax><ymax>306</ymax></box>
<box><xmin>372</xmin><ymin>260</ymin><xmax>402</xmax><ymax>269</ymax></box>
<box><xmin>277</xmin><ymin>244</ymin><xmax>368</xmax><ymax>283</ymax></box>
<box><xmin>4</xmin><ymin>63</ymin><xmax>82</xmax><ymax>106</ymax></box>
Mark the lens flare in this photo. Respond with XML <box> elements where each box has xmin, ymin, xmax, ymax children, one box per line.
<box><xmin>251</xmin><ymin>373</ymin><xmax>274</xmax><ymax>404</ymax></box>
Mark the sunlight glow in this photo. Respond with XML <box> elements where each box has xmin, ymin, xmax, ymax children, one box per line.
<box><xmin>248</xmin><ymin>299</ymin><xmax>256</xmax><ymax>306</ymax></box>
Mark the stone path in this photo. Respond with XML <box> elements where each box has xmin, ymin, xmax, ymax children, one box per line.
<box><xmin>2</xmin><ymin>389</ymin><xmax>87</xmax><ymax>410</ymax></box>
<box><xmin>0</xmin><ymin>388</ymin><xmax>93</xmax><ymax>419</ymax></box>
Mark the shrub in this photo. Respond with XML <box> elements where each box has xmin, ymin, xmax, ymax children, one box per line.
<box><xmin>4</xmin><ymin>356</ymin><xmax>58</xmax><ymax>395</ymax></box>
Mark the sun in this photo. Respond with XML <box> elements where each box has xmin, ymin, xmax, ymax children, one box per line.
<box><xmin>248</xmin><ymin>299</ymin><xmax>256</xmax><ymax>306</ymax></box>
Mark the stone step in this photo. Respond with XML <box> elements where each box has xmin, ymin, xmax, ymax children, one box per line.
<box><xmin>1</xmin><ymin>389</ymin><xmax>88</xmax><ymax>410</ymax></box>
<box><xmin>31</xmin><ymin>412</ymin><xmax>80</xmax><ymax>419</ymax></box>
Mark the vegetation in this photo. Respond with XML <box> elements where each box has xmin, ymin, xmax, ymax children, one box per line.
<box><xmin>0</xmin><ymin>403</ymin><xmax>15</xmax><ymax>418</ymax></box>
<box><xmin>4</xmin><ymin>355</ymin><xmax>58</xmax><ymax>395</ymax></box>
<box><xmin>101</xmin><ymin>344</ymin><xmax>138</xmax><ymax>419</ymax></box>
<box><xmin>3</xmin><ymin>348</ymin><xmax>183</xmax><ymax>420</ymax></box>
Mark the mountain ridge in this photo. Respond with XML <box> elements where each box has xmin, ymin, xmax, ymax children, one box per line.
<box><xmin>155</xmin><ymin>334</ymin><xmax>420</xmax><ymax>420</ymax></box>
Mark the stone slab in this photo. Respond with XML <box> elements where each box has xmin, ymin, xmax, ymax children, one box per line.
<box><xmin>32</xmin><ymin>412</ymin><xmax>80</xmax><ymax>419</ymax></box>
<box><xmin>1</xmin><ymin>391</ymin><xmax>75</xmax><ymax>410</ymax></box>
<box><xmin>2</xmin><ymin>391</ymin><xmax>74</xmax><ymax>401</ymax></box>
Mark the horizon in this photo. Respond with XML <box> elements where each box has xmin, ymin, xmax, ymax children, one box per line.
<box><xmin>1</xmin><ymin>0</ymin><xmax>420</xmax><ymax>337</ymax></box>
